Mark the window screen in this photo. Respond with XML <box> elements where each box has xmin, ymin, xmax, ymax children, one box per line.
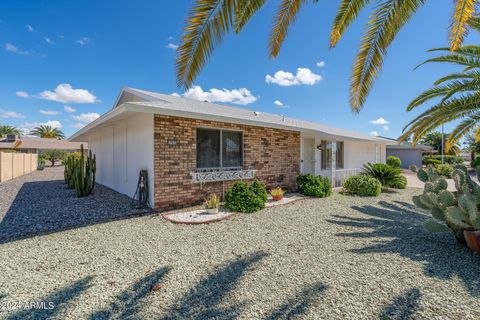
<box><xmin>222</xmin><ymin>131</ymin><xmax>243</xmax><ymax>167</ymax></box>
<box><xmin>336</xmin><ymin>141</ymin><xmax>344</xmax><ymax>169</ymax></box>
<box><xmin>196</xmin><ymin>129</ymin><xmax>220</xmax><ymax>168</ymax></box>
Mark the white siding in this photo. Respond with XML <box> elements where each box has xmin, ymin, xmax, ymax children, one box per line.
<box><xmin>344</xmin><ymin>141</ymin><xmax>387</xmax><ymax>169</ymax></box>
<box><xmin>87</xmin><ymin>113</ymin><xmax>154</xmax><ymax>207</ymax></box>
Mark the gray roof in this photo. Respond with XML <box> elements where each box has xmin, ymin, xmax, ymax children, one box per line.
<box><xmin>70</xmin><ymin>87</ymin><xmax>393</xmax><ymax>143</ymax></box>
<box><xmin>0</xmin><ymin>136</ymin><xmax>86</xmax><ymax>150</ymax></box>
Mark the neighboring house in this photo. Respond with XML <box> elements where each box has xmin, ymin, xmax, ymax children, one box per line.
<box><xmin>0</xmin><ymin>136</ymin><xmax>86</xmax><ymax>153</ymax></box>
<box><xmin>70</xmin><ymin>87</ymin><xmax>392</xmax><ymax>210</ymax></box>
<box><xmin>382</xmin><ymin>137</ymin><xmax>434</xmax><ymax>169</ymax></box>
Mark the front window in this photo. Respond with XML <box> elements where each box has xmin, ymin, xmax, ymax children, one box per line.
<box><xmin>321</xmin><ymin>140</ymin><xmax>344</xmax><ymax>169</ymax></box>
<box><xmin>196</xmin><ymin>128</ymin><xmax>243</xmax><ymax>169</ymax></box>
<box><xmin>336</xmin><ymin>141</ymin><xmax>344</xmax><ymax>169</ymax></box>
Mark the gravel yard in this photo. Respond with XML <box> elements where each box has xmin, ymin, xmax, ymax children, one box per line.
<box><xmin>0</xmin><ymin>171</ymin><xmax>479</xmax><ymax>319</ymax></box>
<box><xmin>0</xmin><ymin>167</ymin><xmax>137</xmax><ymax>244</ymax></box>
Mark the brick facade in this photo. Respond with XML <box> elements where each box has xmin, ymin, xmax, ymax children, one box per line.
<box><xmin>153</xmin><ymin>115</ymin><xmax>300</xmax><ymax>210</ymax></box>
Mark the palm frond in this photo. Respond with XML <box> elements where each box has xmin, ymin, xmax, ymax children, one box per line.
<box><xmin>449</xmin><ymin>0</ymin><xmax>476</xmax><ymax>51</ymax></box>
<box><xmin>445</xmin><ymin>113</ymin><xmax>480</xmax><ymax>151</ymax></box>
<box><xmin>467</xmin><ymin>15</ymin><xmax>480</xmax><ymax>32</ymax></box>
<box><xmin>234</xmin><ymin>0</ymin><xmax>267</xmax><ymax>32</ymax></box>
<box><xmin>475</xmin><ymin>126</ymin><xmax>480</xmax><ymax>142</ymax></box>
<box><xmin>350</xmin><ymin>0</ymin><xmax>426</xmax><ymax>112</ymax></box>
<box><xmin>415</xmin><ymin>53</ymin><xmax>480</xmax><ymax>70</ymax></box>
<box><xmin>434</xmin><ymin>70</ymin><xmax>480</xmax><ymax>85</ymax></box>
<box><xmin>176</xmin><ymin>0</ymin><xmax>267</xmax><ymax>89</ymax></box>
<box><xmin>330</xmin><ymin>0</ymin><xmax>372</xmax><ymax>48</ymax></box>
<box><xmin>269</xmin><ymin>0</ymin><xmax>308</xmax><ymax>58</ymax></box>
<box><xmin>407</xmin><ymin>86</ymin><xmax>455</xmax><ymax>111</ymax></box>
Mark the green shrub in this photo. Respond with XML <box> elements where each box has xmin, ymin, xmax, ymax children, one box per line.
<box><xmin>251</xmin><ymin>180</ymin><xmax>268</xmax><ymax>202</ymax></box>
<box><xmin>423</xmin><ymin>157</ymin><xmax>441</xmax><ymax>166</ymax></box>
<box><xmin>435</xmin><ymin>164</ymin><xmax>453</xmax><ymax>178</ymax></box>
<box><xmin>409</xmin><ymin>165</ymin><xmax>418</xmax><ymax>172</ymax></box>
<box><xmin>225</xmin><ymin>181</ymin><xmax>266</xmax><ymax>213</ymax></box>
<box><xmin>423</xmin><ymin>155</ymin><xmax>462</xmax><ymax>165</ymax></box>
<box><xmin>386</xmin><ymin>156</ymin><xmax>401</xmax><ymax>168</ymax></box>
<box><xmin>362</xmin><ymin>163</ymin><xmax>403</xmax><ymax>188</ymax></box>
<box><xmin>343</xmin><ymin>175</ymin><xmax>381</xmax><ymax>196</ymax></box>
<box><xmin>296</xmin><ymin>174</ymin><xmax>331</xmax><ymax>197</ymax></box>
<box><xmin>389</xmin><ymin>175</ymin><xmax>407</xmax><ymax>189</ymax></box>
<box><xmin>471</xmin><ymin>158</ymin><xmax>480</xmax><ymax>169</ymax></box>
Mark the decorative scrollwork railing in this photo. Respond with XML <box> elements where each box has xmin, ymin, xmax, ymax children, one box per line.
<box><xmin>190</xmin><ymin>170</ymin><xmax>255</xmax><ymax>183</ymax></box>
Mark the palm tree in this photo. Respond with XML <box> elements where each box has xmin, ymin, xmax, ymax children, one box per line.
<box><xmin>0</xmin><ymin>125</ymin><xmax>20</xmax><ymax>138</ymax></box>
<box><xmin>176</xmin><ymin>0</ymin><xmax>479</xmax><ymax>112</ymax></box>
<box><xmin>400</xmin><ymin>45</ymin><xmax>480</xmax><ymax>151</ymax></box>
<box><xmin>30</xmin><ymin>125</ymin><xmax>65</xmax><ymax>139</ymax></box>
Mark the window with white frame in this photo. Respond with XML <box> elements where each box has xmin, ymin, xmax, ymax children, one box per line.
<box><xmin>196</xmin><ymin>128</ymin><xmax>243</xmax><ymax>169</ymax></box>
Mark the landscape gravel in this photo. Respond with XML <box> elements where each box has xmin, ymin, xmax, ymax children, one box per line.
<box><xmin>0</xmin><ymin>169</ymin><xmax>479</xmax><ymax>319</ymax></box>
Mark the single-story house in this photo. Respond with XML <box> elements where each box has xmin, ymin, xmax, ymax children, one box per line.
<box><xmin>70</xmin><ymin>87</ymin><xmax>392</xmax><ymax>210</ymax></box>
<box><xmin>0</xmin><ymin>136</ymin><xmax>86</xmax><ymax>154</ymax></box>
<box><xmin>383</xmin><ymin>137</ymin><xmax>434</xmax><ymax>169</ymax></box>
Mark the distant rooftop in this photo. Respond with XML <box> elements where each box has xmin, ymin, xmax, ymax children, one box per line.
<box><xmin>0</xmin><ymin>136</ymin><xmax>86</xmax><ymax>150</ymax></box>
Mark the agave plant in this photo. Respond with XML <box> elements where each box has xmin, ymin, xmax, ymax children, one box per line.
<box><xmin>401</xmin><ymin>45</ymin><xmax>480</xmax><ymax>150</ymax></box>
<box><xmin>176</xmin><ymin>0</ymin><xmax>480</xmax><ymax>112</ymax></box>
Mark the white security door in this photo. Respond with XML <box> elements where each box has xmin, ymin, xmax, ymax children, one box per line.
<box><xmin>302</xmin><ymin>138</ymin><xmax>315</xmax><ymax>175</ymax></box>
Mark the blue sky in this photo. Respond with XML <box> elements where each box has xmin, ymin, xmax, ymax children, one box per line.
<box><xmin>0</xmin><ymin>0</ymin><xmax>478</xmax><ymax>138</ymax></box>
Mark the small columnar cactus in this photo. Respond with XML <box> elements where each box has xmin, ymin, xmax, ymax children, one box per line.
<box><xmin>412</xmin><ymin>164</ymin><xmax>480</xmax><ymax>242</ymax></box>
<box><xmin>63</xmin><ymin>144</ymin><xmax>96</xmax><ymax>197</ymax></box>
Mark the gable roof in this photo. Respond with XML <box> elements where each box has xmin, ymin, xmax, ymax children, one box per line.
<box><xmin>378</xmin><ymin>136</ymin><xmax>434</xmax><ymax>151</ymax></box>
<box><xmin>70</xmin><ymin>87</ymin><xmax>393</xmax><ymax>143</ymax></box>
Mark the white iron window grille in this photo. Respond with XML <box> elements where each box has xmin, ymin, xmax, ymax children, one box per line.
<box><xmin>190</xmin><ymin>170</ymin><xmax>255</xmax><ymax>183</ymax></box>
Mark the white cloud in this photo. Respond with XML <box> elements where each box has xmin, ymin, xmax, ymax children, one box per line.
<box><xmin>76</xmin><ymin>37</ymin><xmax>90</xmax><ymax>46</ymax></box>
<box><xmin>182</xmin><ymin>86</ymin><xmax>257</xmax><ymax>105</ymax></box>
<box><xmin>274</xmin><ymin>100</ymin><xmax>289</xmax><ymax>108</ymax></box>
<box><xmin>72</xmin><ymin>112</ymin><xmax>100</xmax><ymax>124</ymax></box>
<box><xmin>20</xmin><ymin>120</ymin><xmax>63</xmax><ymax>132</ymax></box>
<box><xmin>265</xmin><ymin>68</ymin><xmax>322</xmax><ymax>86</ymax></box>
<box><xmin>369</xmin><ymin>131</ymin><xmax>379</xmax><ymax>136</ymax></box>
<box><xmin>369</xmin><ymin>117</ymin><xmax>390</xmax><ymax>125</ymax></box>
<box><xmin>72</xmin><ymin>123</ymin><xmax>85</xmax><ymax>129</ymax></box>
<box><xmin>5</xmin><ymin>43</ymin><xmax>31</xmax><ymax>56</ymax></box>
<box><xmin>16</xmin><ymin>91</ymin><xmax>30</xmax><ymax>98</ymax></box>
<box><xmin>64</xmin><ymin>105</ymin><xmax>76</xmax><ymax>113</ymax></box>
<box><xmin>39</xmin><ymin>109</ymin><xmax>61</xmax><ymax>116</ymax></box>
<box><xmin>0</xmin><ymin>109</ymin><xmax>25</xmax><ymax>119</ymax></box>
<box><xmin>40</xmin><ymin>83</ymin><xmax>98</xmax><ymax>103</ymax></box>
<box><xmin>44</xmin><ymin>37</ymin><xmax>55</xmax><ymax>45</ymax></box>
<box><xmin>170</xmin><ymin>92</ymin><xmax>181</xmax><ymax>97</ymax></box>
<box><xmin>383</xmin><ymin>125</ymin><xmax>389</xmax><ymax>131</ymax></box>
<box><xmin>166</xmin><ymin>43</ymin><xmax>179</xmax><ymax>50</ymax></box>
<box><xmin>26</xmin><ymin>24</ymin><xmax>34</xmax><ymax>32</ymax></box>
<box><xmin>316</xmin><ymin>61</ymin><xmax>326</xmax><ymax>67</ymax></box>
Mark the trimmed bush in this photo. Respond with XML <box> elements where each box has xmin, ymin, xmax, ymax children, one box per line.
<box><xmin>471</xmin><ymin>158</ymin><xmax>480</xmax><ymax>169</ymax></box>
<box><xmin>362</xmin><ymin>163</ymin><xmax>403</xmax><ymax>188</ymax></box>
<box><xmin>389</xmin><ymin>175</ymin><xmax>407</xmax><ymax>189</ymax></box>
<box><xmin>423</xmin><ymin>158</ymin><xmax>441</xmax><ymax>166</ymax></box>
<box><xmin>409</xmin><ymin>165</ymin><xmax>418</xmax><ymax>172</ymax></box>
<box><xmin>251</xmin><ymin>180</ymin><xmax>268</xmax><ymax>202</ymax></box>
<box><xmin>225</xmin><ymin>181</ymin><xmax>266</xmax><ymax>213</ymax></box>
<box><xmin>423</xmin><ymin>155</ymin><xmax>463</xmax><ymax>165</ymax></box>
<box><xmin>296</xmin><ymin>174</ymin><xmax>331</xmax><ymax>197</ymax></box>
<box><xmin>386</xmin><ymin>155</ymin><xmax>401</xmax><ymax>168</ymax></box>
<box><xmin>343</xmin><ymin>175</ymin><xmax>381</xmax><ymax>196</ymax></box>
<box><xmin>435</xmin><ymin>164</ymin><xmax>453</xmax><ymax>178</ymax></box>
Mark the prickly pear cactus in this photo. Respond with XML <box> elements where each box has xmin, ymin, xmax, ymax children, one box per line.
<box><xmin>412</xmin><ymin>164</ymin><xmax>480</xmax><ymax>243</ymax></box>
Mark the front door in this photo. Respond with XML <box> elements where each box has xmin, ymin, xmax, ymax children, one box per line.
<box><xmin>302</xmin><ymin>138</ymin><xmax>315</xmax><ymax>175</ymax></box>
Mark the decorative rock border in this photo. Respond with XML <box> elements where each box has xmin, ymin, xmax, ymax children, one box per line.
<box><xmin>162</xmin><ymin>193</ymin><xmax>308</xmax><ymax>225</ymax></box>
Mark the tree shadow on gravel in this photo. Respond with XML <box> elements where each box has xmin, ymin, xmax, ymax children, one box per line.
<box><xmin>327</xmin><ymin>200</ymin><xmax>480</xmax><ymax>296</ymax></box>
<box><xmin>379</xmin><ymin>288</ymin><xmax>421</xmax><ymax>320</ymax></box>
<box><xmin>5</xmin><ymin>276</ymin><xmax>93</xmax><ymax>320</ymax></box>
<box><xmin>0</xmin><ymin>179</ymin><xmax>151</xmax><ymax>245</ymax></box>
<box><xmin>264</xmin><ymin>282</ymin><xmax>327</xmax><ymax>320</ymax></box>
<box><xmin>89</xmin><ymin>267</ymin><xmax>171</xmax><ymax>319</ymax></box>
<box><xmin>163</xmin><ymin>251</ymin><xmax>268</xmax><ymax>319</ymax></box>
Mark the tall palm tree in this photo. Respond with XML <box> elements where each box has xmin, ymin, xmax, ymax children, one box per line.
<box><xmin>30</xmin><ymin>125</ymin><xmax>65</xmax><ymax>139</ymax></box>
<box><xmin>176</xmin><ymin>0</ymin><xmax>479</xmax><ymax>112</ymax></box>
<box><xmin>400</xmin><ymin>45</ymin><xmax>480</xmax><ymax>151</ymax></box>
<box><xmin>0</xmin><ymin>125</ymin><xmax>20</xmax><ymax>138</ymax></box>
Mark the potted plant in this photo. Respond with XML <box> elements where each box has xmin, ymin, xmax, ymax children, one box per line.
<box><xmin>270</xmin><ymin>187</ymin><xmax>285</xmax><ymax>201</ymax></box>
<box><xmin>205</xmin><ymin>194</ymin><xmax>220</xmax><ymax>214</ymax></box>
